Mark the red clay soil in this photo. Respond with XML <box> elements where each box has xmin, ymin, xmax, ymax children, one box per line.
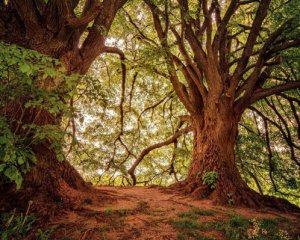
<box><xmin>23</xmin><ymin>186</ymin><xmax>300</xmax><ymax>240</ymax></box>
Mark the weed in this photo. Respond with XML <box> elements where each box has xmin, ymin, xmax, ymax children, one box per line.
<box><xmin>176</xmin><ymin>231</ymin><xmax>213</xmax><ymax>240</ymax></box>
<box><xmin>260</xmin><ymin>218</ymin><xmax>277</xmax><ymax>232</ymax></box>
<box><xmin>35</xmin><ymin>226</ymin><xmax>56</xmax><ymax>240</ymax></box>
<box><xmin>215</xmin><ymin>214</ymin><xmax>250</xmax><ymax>240</ymax></box>
<box><xmin>177</xmin><ymin>207</ymin><xmax>214</xmax><ymax>220</ymax></box>
<box><xmin>215</xmin><ymin>215</ymin><xmax>294</xmax><ymax>240</ymax></box>
<box><xmin>118</xmin><ymin>208</ymin><xmax>129</xmax><ymax>216</ymax></box>
<box><xmin>169</xmin><ymin>218</ymin><xmax>201</xmax><ymax>230</ymax></box>
<box><xmin>169</xmin><ymin>218</ymin><xmax>207</xmax><ymax>239</ymax></box>
<box><xmin>177</xmin><ymin>212</ymin><xmax>198</xmax><ymax>219</ymax></box>
<box><xmin>103</xmin><ymin>208</ymin><xmax>114</xmax><ymax>216</ymax></box>
<box><xmin>227</xmin><ymin>192</ymin><xmax>235</xmax><ymax>205</ymax></box>
<box><xmin>202</xmin><ymin>171</ymin><xmax>218</xmax><ymax>189</ymax></box>
<box><xmin>191</xmin><ymin>207</ymin><xmax>215</xmax><ymax>216</ymax></box>
<box><xmin>0</xmin><ymin>202</ymin><xmax>35</xmax><ymax>240</ymax></box>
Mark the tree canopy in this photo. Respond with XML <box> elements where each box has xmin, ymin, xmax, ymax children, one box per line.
<box><xmin>0</xmin><ymin>0</ymin><xmax>300</xmax><ymax>209</ymax></box>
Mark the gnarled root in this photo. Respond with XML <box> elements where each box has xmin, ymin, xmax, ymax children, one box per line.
<box><xmin>169</xmin><ymin>179</ymin><xmax>300</xmax><ymax>213</ymax></box>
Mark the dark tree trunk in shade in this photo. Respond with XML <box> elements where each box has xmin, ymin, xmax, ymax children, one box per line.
<box><xmin>0</xmin><ymin>0</ymin><xmax>127</xmax><ymax>214</ymax></box>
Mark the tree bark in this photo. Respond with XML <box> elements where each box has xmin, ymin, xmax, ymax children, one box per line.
<box><xmin>0</xmin><ymin>0</ymin><xmax>127</xmax><ymax>215</ymax></box>
<box><xmin>0</xmin><ymin>105</ymin><xmax>91</xmax><ymax>216</ymax></box>
<box><xmin>173</xmin><ymin>100</ymin><xmax>299</xmax><ymax>211</ymax></box>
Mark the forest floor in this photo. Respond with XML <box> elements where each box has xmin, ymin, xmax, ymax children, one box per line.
<box><xmin>40</xmin><ymin>186</ymin><xmax>300</xmax><ymax>240</ymax></box>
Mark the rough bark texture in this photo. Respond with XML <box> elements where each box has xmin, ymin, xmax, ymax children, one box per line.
<box><xmin>146</xmin><ymin>0</ymin><xmax>300</xmax><ymax>210</ymax></box>
<box><xmin>0</xmin><ymin>0</ymin><xmax>127</xmax><ymax>215</ymax></box>
<box><xmin>171</xmin><ymin>100</ymin><xmax>299</xmax><ymax>211</ymax></box>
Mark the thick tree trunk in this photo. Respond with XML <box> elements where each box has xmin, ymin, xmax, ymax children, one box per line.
<box><xmin>172</xmin><ymin>100</ymin><xmax>299</xmax><ymax>211</ymax></box>
<box><xmin>0</xmin><ymin>105</ymin><xmax>90</xmax><ymax>216</ymax></box>
<box><xmin>0</xmin><ymin>0</ymin><xmax>126</xmax><ymax>218</ymax></box>
<box><xmin>187</xmin><ymin>107</ymin><xmax>257</xmax><ymax>206</ymax></box>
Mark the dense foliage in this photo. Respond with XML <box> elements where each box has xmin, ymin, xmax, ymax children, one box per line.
<box><xmin>0</xmin><ymin>42</ymin><xmax>78</xmax><ymax>189</ymax></box>
<box><xmin>62</xmin><ymin>1</ymin><xmax>300</xmax><ymax>205</ymax></box>
<box><xmin>0</xmin><ymin>0</ymin><xmax>299</xmax><ymax>206</ymax></box>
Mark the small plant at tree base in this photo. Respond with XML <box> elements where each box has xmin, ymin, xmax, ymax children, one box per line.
<box><xmin>202</xmin><ymin>171</ymin><xmax>219</xmax><ymax>189</ymax></box>
<box><xmin>227</xmin><ymin>192</ymin><xmax>235</xmax><ymax>206</ymax></box>
<box><xmin>0</xmin><ymin>202</ymin><xmax>35</xmax><ymax>240</ymax></box>
<box><xmin>35</xmin><ymin>226</ymin><xmax>56</xmax><ymax>240</ymax></box>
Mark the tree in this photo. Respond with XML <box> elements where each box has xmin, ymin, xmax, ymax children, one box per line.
<box><xmin>125</xmin><ymin>0</ymin><xmax>300</xmax><ymax>207</ymax></box>
<box><xmin>0</xmin><ymin>0</ymin><xmax>127</xmax><ymax>210</ymax></box>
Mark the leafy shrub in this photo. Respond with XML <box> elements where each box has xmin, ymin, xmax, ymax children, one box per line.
<box><xmin>202</xmin><ymin>171</ymin><xmax>219</xmax><ymax>189</ymax></box>
<box><xmin>216</xmin><ymin>215</ymin><xmax>294</xmax><ymax>240</ymax></box>
<box><xmin>0</xmin><ymin>41</ymin><xmax>79</xmax><ymax>188</ymax></box>
<box><xmin>227</xmin><ymin>192</ymin><xmax>235</xmax><ymax>205</ymax></box>
<box><xmin>35</xmin><ymin>226</ymin><xmax>56</xmax><ymax>240</ymax></box>
<box><xmin>0</xmin><ymin>209</ymin><xmax>35</xmax><ymax>240</ymax></box>
<box><xmin>215</xmin><ymin>214</ymin><xmax>250</xmax><ymax>240</ymax></box>
<box><xmin>0</xmin><ymin>118</ymin><xmax>36</xmax><ymax>189</ymax></box>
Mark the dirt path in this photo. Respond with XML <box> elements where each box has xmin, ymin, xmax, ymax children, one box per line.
<box><xmin>48</xmin><ymin>186</ymin><xmax>300</xmax><ymax>240</ymax></box>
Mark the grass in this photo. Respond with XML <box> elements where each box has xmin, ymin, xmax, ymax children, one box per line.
<box><xmin>169</xmin><ymin>217</ymin><xmax>215</xmax><ymax>240</ymax></box>
<box><xmin>215</xmin><ymin>214</ymin><xmax>251</xmax><ymax>240</ymax></box>
<box><xmin>176</xmin><ymin>232</ymin><xmax>213</xmax><ymax>240</ymax></box>
<box><xmin>103</xmin><ymin>208</ymin><xmax>132</xmax><ymax>217</ymax></box>
<box><xmin>172</xmin><ymin>211</ymin><xmax>296</xmax><ymax>240</ymax></box>
<box><xmin>191</xmin><ymin>207</ymin><xmax>215</xmax><ymax>216</ymax></box>
<box><xmin>177</xmin><ymin>207</ymin><xmax>215</xmax><ymax>219</ymax></box>
<box><xmin>170</xmin><ymin>207</ymin><xmax>219</xmax><ymax>239</ymax></box>
<box><xmin>169</xmin><ymin>218</ymin><xmax>201</xmax><ymax>230</ymax></box>
<box><xmin>214</xmin><ymin>214</ymin><xmax>296</xmax><ymax>240</ymax></box>
<box><xmin>103</xmin><ymin>208</ymin><xmax>114</xmax><ymax>217</ymax></box>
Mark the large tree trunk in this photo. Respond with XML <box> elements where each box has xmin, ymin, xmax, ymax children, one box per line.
<box><xmin>0</xmin><ymin>106</ymin><xmax>90</xmax><ymax>216</ymax></box>
<box><xmin>188</xmin><ymin>103</ymin><xmax>257</xmax><ymax>206</ymax></box>
<box><xmin>0</xmin><ymin>0</ymin><xmax>127</xmax><ymax>215</ymax></box>
<box><xmin>173</xmin><ymin>100</ymin><xmax>299</xmax><ymax>210</ymax></box>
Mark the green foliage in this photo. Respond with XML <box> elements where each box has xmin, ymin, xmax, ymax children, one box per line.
<box><xmin>169</xmin><ymin>218</ymin><xmax>213</xmax><ymax>240</ymax></box>
<box><xmin>0</xmin><ymin>41</ymin><xmax>79</xmax><ymax>189</ymax></box>
<box><xmin>215</xmin><ymin>215</ymin><xmax>294</xmax><ymax>240</ymax></box>
<box><xmin>103</xmin><ymin>208</ymin><xmax>114</xmax><ymax>216</ymax></box>
<box><xmin>227</xmin><ymin>192</ymin><xmax>235</xmax><ymax>206</ymax></box>
<box><xmin>215</xmin><ymin>215</ymin><xmax>251</xmax><ymax>240</ymax></box>
<box><xmin>237</xmin><ymin>96</ymin><xmax>300</xmax><ymax>206</ymax></box>
<box><xmin>177</xmin><ymin>207</ymin><xmax>214</xmax><ymax>219</ymax></box>
<box><xmin>190</xmin><ymin>208</ymin><xmax>214</xmax><ymax>216</ymax></box>
<box><xmin>202</xmin><ymin>171</ymin><xmax>219</xmax><ymax>189</ymax></box>
<box><xmin>169</xmin><ymin>218</ymin><xmax>201</xmax><ymax>231</ymax></box>
<box><xmin>0</xmin><ymin>209</ymin><xmax>35</xmax><ymax>240</ymax></box>
<box><xmin>35</xmin><ymin>226</ymin><xmax>56</xmax><ymax>240</ymax></box>
<box><xmin>0</xmin><ymin>118</ymin><xmax>36</xmax><ymax>189</ymax></box>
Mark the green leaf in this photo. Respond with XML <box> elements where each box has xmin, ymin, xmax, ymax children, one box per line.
<box><xmin>0</xmin><ymin>164</ymin><xmax>5</xmax><ymax>172</ymax></box>
<box><xmin>17</xmin><ymin>156</ymin><xmax>24</xmax><ymax>165</ymax></box>
<box><xmin>0</xmin><ymin>136</ymin><xmax>7</xmax><ymax>144</ymax></box>
<box><xmin>19</xmin><ymin>64</ymin><xmax>31</xmax><ymax>74</ymax></box>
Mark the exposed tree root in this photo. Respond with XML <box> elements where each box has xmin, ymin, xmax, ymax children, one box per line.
<box><xmin>0</xmin><ymin>144</ymin><xmax>95</xmax><ymax>219</ymax></box>
<box><xmin>169</xmin><ymin>179</ymin><xmax>300</xmax><ymax>213</ymax></box>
